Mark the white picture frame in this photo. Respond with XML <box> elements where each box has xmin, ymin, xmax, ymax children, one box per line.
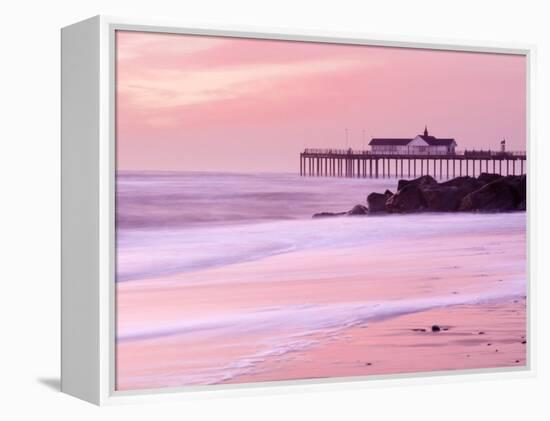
<box><xmin>61</xmin><ymin>15</ymin><xmax>536</xmax><ymax>405</ymax></box>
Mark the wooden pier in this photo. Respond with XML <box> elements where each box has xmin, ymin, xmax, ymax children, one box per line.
<box><xmin>300</xmin><ymin>149</ymin><xmax>526</xmax><ymax>179</ymax></box>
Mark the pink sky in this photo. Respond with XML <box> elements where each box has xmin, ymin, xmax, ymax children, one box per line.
<box><xmin>116</xmin><ymin>31</ymin><xmax>526</xmax><ymax>172</ymax></box>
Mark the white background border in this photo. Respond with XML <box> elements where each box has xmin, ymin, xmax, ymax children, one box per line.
<box><xmin>2</xmin><ymin>0</ymin><xmax>548</xmax><ymax>419</ymax></box>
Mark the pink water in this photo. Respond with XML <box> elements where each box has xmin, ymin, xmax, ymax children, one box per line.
<box><xmin>115</xmin><ymin>172</ymin><xmax>526</xmax><ymax>390</ymax></box>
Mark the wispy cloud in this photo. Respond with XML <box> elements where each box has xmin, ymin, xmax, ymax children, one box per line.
<box><xmin>119</xmin><ymin>58</ymin><xmax>369</xmax><ymax>110</ymax></box>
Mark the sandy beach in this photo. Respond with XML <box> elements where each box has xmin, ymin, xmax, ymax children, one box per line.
<box><xmin>116</xmin><ymin>199</ymin><xmax>526</xmax><ymax>390</ymax></box>
<box><xmin>229</xmin><ymin>299</ymin><xmax>527</xmax><ymax>384</ymax></box>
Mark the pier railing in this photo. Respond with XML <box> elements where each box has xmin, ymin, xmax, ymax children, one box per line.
<box><xmin>303</xmin><ymin>148</ymin><xmax>526</xmax><ymax>157</ymax></box>
<box><xmin>300</xmin><ymin>148</ymin><xmax>526</xmax><ymax>178</ymax></box>
<box><xmin>461</xmin><ymin>149</ymin><xmax>526</xmax><ymax>157</ymax></box>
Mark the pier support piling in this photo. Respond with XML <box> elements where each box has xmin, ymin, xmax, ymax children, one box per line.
<box><xmin>299</xmin><ymin>150</ymin><xmax>525</xmax><ymax>179</ymax></box>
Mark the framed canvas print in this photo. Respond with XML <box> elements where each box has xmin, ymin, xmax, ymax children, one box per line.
<box><xmin>61</xmin><ymin>16</ymin><xmax>533</xmax><ymax>405</ymax></box>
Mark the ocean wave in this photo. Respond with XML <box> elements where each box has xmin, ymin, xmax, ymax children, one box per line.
<box><xmin>118</xmin><ymin>279</ymin><xmax>525</xmax><ymax>385</ymax></box>
<box><xmin>116</xmin><ymin>212</ymin><xmax>525</xmax><ymax>282</ymax></box>
<box><xmin>116</xmin><ymin>171</ymin><xmax>397</xmax><ymax>229</ymax></box>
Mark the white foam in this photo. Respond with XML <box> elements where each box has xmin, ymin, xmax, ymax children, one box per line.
<box><xmin>119</xmin><ymin>278</ymin><xmax>525</xmax><ymax>386</ymax></box>
<box><xmin>117</xmin><ymin>212</ymin><xmax>525</xmax><ymax>282</ymax></box>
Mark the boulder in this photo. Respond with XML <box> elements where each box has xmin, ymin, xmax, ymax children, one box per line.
<box><xmin>386</xmin><ymin>184</ymin><xmax>426</xmax><ymax>213</ymax></box>
<box><xmin>367</xmin><ymin>192</ymin><xmax>389</xmax><ymax>213</ymax></box>
<box><xmin>397</xmin><ymin>180</ymin><xmax>408</xmax><ymax>191</ymax></box>
<box><xmin>503</xmin><ymin>174</ymin><xmax>526</xmax><ymax>204</ymax></box>
<box><xmin>459</xmin><ymin>178</ymin><xmax>519</xmax><ymax>211</ymax></box>
<box><xmin>312</xmin><ymin>211</ymin><xmax>347</xmax><ymax>218</ymax></box>
<box><xmin>518</xmin><ymin>174</ymin><xmax>526</xmax><ymax>199</ymax></box>
<box><xmin>347</xmin><ymin>204</ymin><xmax>368</xmax><ymax>215</ymax></box>
<box><xmin>397</xmin><ymin>175</ymin><xmax>438</xmax><ymax>191</ymax></box>
<box><xmin>498</xmin><ymin>175</ymin><xmax>526</xmax><ymax>210</ymax></box>
<box><xmin>440</xmin><ymin>176</ymin><xmax>483</xmax><ymax>194</ymax></box>
<box><xmin>421</xmin><ymin>185</ymin><xmax>463</xmax><ymax>211</ymax></box>
<box><xmin>477</xmin><ymin>173</ymin><xmax>503</xmax><ymax>185</ymax></box>
<box><xmin>384</xmin><ymin>189</ymin><xmax>394</xmax><ymax>198</ymax></box>
<box><xmin>439</xmin><ymin>176</ymin><xmax>487</xmax><ymax>208</ymax></box>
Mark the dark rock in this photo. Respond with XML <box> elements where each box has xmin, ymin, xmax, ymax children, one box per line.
<box><xmin>312</xmin><ymin>211</ymin><xmax>347</xmax><ymax>218</ymax></box>
<box><xmin>347</xmin><ymin>204</ymin><xmax>368</xmax><ymax>216</ymax></box>
<box><xmin>358</xmin><ymin>174</ymin><xmax>526</xmax><ymax>219</ymax></box>
<box><xmin>522</xmin><ymin>340</ymin><xmax>527</xmax><ymax>344</ymax></box>
<box><xmin>478</xmin><ymin>331</ymin><xmax>485</xmax><ymax>335</ymax></box>
<box><xmin>434</xmin><ymin>176</ymin><xmax>498</xmax><ymax>211</ymax></box>
<box><xmin>386</xmin><ymin>184</ymin><xmax>426</xmax><ymax>213</ymax></box>
<box><xmin>431</xmin><ymin>325</ymin><xmax>441</xmax><ymax>332</ymax></box>
<box><xmin>505</xmin><ymin>173</ymin><xmax>525</xmax><ymax>192</ymax></box>
<box><xmin>477</xmin><ymin>173</ymin><xmax>503</xmax><ymax>185</ymax></box>
<box><xmin>504</xmin><ymin>174</ymin><xmax>526</xmax><ymax>206</ymax></box>
<box><xmin>440</xmin><ymin>175</ymin><xmax>483</xmax><ymax>189</ymax></box>
<box><xmin>397</xmin><ymin>175</ymin><xmax>438</xmax><ymax>191</ymax></box>
<box><xmin>440</xmin><ymin>175</ymin><xmax>482</xmax><ymax>190</ymax></box>
<box><xmin>397</xmin><ymin>179</ymin><xmax>408</xmax><ymax>191</ymax></box>
<box><xmin>412</xmin><ymin>328</ymin><xmax>427</xmax><ymax>332</ymax></box>
<box><xmin>517</xmin><ymin>174</ymin><xmax>527</xmax><ymax>204</ymax></box>
<box><xmin>459</xmin><ymin>177</ymin><xmax>520</xmax><ymax>211</ymax></box>
<box><xmin>367</xmin><ymin>192</ymin><xmax>389</xmax><ymax>213</ymax></box>
<box><xmin>391</xmin><ymin>174</ymin><xmax>486</xmax><ymax>213</ymax></box>
<box><xmin>421</xmin><ymin>185</ymin><xmax>463</xmax><ymax>211</ymax></box>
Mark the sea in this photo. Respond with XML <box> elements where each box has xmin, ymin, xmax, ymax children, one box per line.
<box><xmin>115</xmin><ymin>171</ymin><xmax>526</xmax><ymax>389</ymax></box>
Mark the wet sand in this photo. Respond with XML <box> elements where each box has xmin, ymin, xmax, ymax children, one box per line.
<box><xmin>116</xmin><ymin>214</ymin><xmax>526</xmax><ymax>390</ymax></box>
<box><xmin>227</xmin><ymin>299</ymin><xmax>527</xmax><ymax>384</ymax></box>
